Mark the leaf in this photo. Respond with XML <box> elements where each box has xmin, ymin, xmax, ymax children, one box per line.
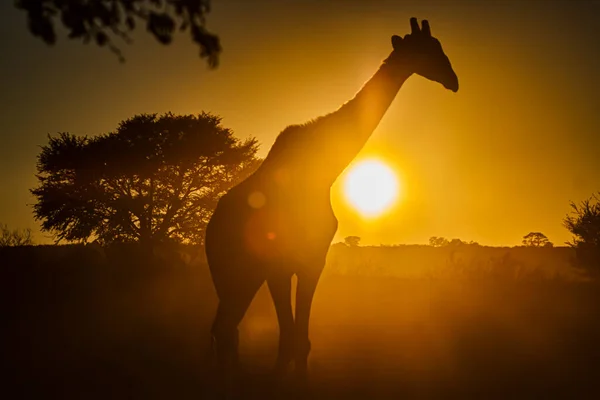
<box><xmin>28</xmin><ymin>14</ymin><xmax>56</xmax><ymax>45</ymax></box>
<box><xmin>95</xmin><ymin>31</ymin><xmax>108</xmax><ymax>46</ymax></box>
<box><xmin>147</xmin><ymin>11</ymin><xmax>175</xmax><ymax>45</ymax></box>
<box><xmin>126</xmin><ymin>16</ymin><xmax>135</xmax><ymax>30</ymax></box>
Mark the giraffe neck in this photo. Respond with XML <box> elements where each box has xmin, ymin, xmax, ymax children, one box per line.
<box><xmin>259</xmin><ymin>52</ymin><xmax>413</xmax><ymax>188</ymax></box>
<box><xmin>335</xmin><ymin>54</ymin><xmax>413</xmax><ymax>145</ymax></box>
<box><xmin>310</xmin><ymin>54</ymin><xmax>413</xmax><ymax>184</ymax></box>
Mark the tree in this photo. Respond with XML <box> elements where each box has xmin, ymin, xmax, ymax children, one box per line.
<box><xmin>15</xmin><ymin>0</ymin><xmax>221</xmax><ymax>66</ymax></box>
<box><xmin>344</xmin><ymin>236</ymin><xmax>361</xmax><ymax>247</ymax></box>
<box><xmin>564</xmin><ymin>192</ymin><xmax>600</xmax><ymax>274</ymax></box>
<box><xmin>522</xmin><ymin>232</ymin><xmax>552</xmax><ymax>247</ymax></box>
<box><xmin>429</xmin><ymin>236</ymin><xmax>449</xmax><ymax>247</ymax></box>
<box><xmin>448</xmin><ymin>238</ymin><xmax>465</xmax><ymax>246</ymax></box>
<box><xmin>31</xmin><ymin>112</ymin><xmax>261</xmax><ymax>245</ymax></box>
<box><xmin>0</xmin><ymin>224</ymin><xmax>34</xmax><ymax>247</ymax></box>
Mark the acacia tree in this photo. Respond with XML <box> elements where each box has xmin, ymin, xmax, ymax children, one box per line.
<box><xmin>31</xmin><ymin>112</ymin><xmax>260</xmax><ymax>245</ymax></box>
<box><xmin>344</xmin><ymin>236</ymin><xmax>361</xmax><ymax>247</ymax></box>
<box><xmin>15</xmin><ymin>0</ymin><xmax>220</xmax><ymax>66</ymax></box>
<box><xmin>429</xmin><ymin>236</ymin><xmax>449</xmax><ymax>247</ymax></box>
<box><xmin>564</xmin><ymin>192</ymin><xmax>600</xmax><ymax>274</ymax></box>
<box><xmin>522</xmin><ymin>232</ymin><xmax>552</xmax><ymax>247</ymax></box>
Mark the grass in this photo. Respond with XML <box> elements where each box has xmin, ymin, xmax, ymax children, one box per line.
<box><xmin>2</xmin><ymin>244</ymin><xmax>600</xmax><ymax>399</ymax></box>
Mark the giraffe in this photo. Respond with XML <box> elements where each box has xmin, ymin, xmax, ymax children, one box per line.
<box><xmin>205</xmin><ymin>17</ymin><xmax>458</xmax><ymax>387</ymax></box>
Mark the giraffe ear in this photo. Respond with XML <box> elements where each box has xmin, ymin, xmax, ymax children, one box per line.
<box><xmin>391</xmin><ymin>35</ymin><xmax>403</xmax><ymax>50</ymax></box>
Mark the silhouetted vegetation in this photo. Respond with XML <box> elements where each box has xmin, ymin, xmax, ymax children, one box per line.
<box><xmin>15</xmin><ymin>0</ymin><xmax>220</xmax><ymax>65</ymax></box>
<box><xmin>343</xmin><ymin>235</ymin><xmax>361</xmax><ymax>247</ymax></box>
<box><xmin>31</xmin><ymin>112</ymin><xmax>260</xmax><ymax>245</ymax></box>
<box><xmin>0</xmin><ymin>223</ymin><xmax>34</xmax><ymax>247</ymax></box>
<box><xmin>326</xmin><ymin>243</ymin><xmax>583</xmax><ymax>282</ymax></box>
<box><xmin>428</xmin><ymin>237</ymin><xmax>479</xmax><ymax>247</ymax></box>
<box><xmin>522</xmin><ymin>232</ymin><xmax>553</xmax><ymax>247</ymax></box>
<box><xmin>448</xmin><ymin>238</ymin><xmax>465</xmax><ymax>246</ymax></box>
<box><xmin>429</xmin><ymin>236</ymin><xmax>449</xmax><ymax>247</ymax></box>
<box><xmin>564</xmin><ymin>191</ymin><xmax>600</xmax><ymax>276</ymax></box>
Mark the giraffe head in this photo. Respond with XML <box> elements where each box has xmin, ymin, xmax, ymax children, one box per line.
<box><xmin>391</xmin><ymin>17</ymin><xmax>459</xmax><ymax>92</ymax></box>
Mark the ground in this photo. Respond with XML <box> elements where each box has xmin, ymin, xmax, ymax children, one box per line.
<box><xmin>2</xmin><ymin>246</ymin><xmax>600</xmax><ymax>399</ymax></box>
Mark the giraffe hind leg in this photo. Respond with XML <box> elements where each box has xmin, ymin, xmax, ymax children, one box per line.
<box><xmin>293</xmin><ymin>267</ymin><xmax>323</xmax><ymax>386</ymax></box>
<box><xmin>266</xmin><ymin>271</ymin><xmax>295</xmax><ymax>378</ymax></box>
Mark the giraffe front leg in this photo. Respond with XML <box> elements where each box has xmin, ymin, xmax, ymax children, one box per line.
<box><xmin>293</xmin><ymin>267</ymin><xmax>322</xmax><ymax>386</ymax></box>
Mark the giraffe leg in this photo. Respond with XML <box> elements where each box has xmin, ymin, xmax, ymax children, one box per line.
<box><xmin>210</xmin><ymin>278</ymin><xmax>264</xmax><ymax>397</ymax></box>
<box><xmin>293</xmin><ymin>267</ymin><xmax>322</xmax><ymax>385</ymax></box>
<box><xmin>266</xmin><ymin>272</ymin><xmax>295</xmax><ymax>378</ymax></box>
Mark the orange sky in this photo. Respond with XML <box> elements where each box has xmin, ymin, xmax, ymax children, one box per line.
<box><xmin>1</xmin><ymin>0</ymin><xmax>599</xmax><ymax>246</ymax></box>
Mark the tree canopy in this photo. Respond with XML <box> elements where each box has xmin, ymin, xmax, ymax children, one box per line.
<box><xmin>429</xmin><ymin>236</ymin><xmax>449</xmax><ymax>247</ymax></box>
<box><xmin>15</xmin><ymin>0</ymin><xmax>221</xmax><ymax>66</ymax></box>
<box><xmin>31</xmin><ymin>112</ymin><xmax>260</xmax><ymax>245</ymax></box>
<box><xmin>521</xmin><ymin>232</ymin><xmax>552</xmax><ymax>247</ymax></box>
<box><xmin>343</xmin><ymin>236</ymin><xmax>361</xmax><ymax>247</ymax></box>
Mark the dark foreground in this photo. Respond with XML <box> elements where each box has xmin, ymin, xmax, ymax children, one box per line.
<box><xmin>3</xmin><ymin>245</ymin><xmax>600</xmax><ymax>399</ymax></box>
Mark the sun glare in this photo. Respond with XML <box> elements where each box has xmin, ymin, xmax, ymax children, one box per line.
<box><xmin>343</xmin><ymin>159</ymin><xmax>399</xmax><ymax>217</ymax></box>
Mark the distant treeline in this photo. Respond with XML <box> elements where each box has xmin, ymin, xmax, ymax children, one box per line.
<box><xmin>0</xmin><ymin>242</ymin><xmax>587</xmax><ymax>283</ymax></box>
<box><xmin>327</xmin><ymin>243</ymin><xmax>583</xmax><ymax>281</ymax></box>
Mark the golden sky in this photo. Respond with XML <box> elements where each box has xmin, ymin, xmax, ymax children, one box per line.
<box><xmin>0</xmin><ymin>0</ymin><xmax>599</xmax><ymax>246</ymax></box>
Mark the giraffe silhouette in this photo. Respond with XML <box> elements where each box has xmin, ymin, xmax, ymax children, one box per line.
<box><xmin>205</xmin><ymin>17</ymin><xmax>459</xmax><ymax>389</ymax></box>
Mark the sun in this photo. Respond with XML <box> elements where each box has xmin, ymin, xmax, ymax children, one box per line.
<box><xmin>343</xmin><ymin>159</ymin><xmax>399</xmax><ymax>217</ymax></box>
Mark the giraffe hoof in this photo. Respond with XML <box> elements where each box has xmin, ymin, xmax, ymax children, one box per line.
<box><xmin>292</xmin><ymin>367</ymin><xmax>309</xmax><ymax>388</ymax></box>
<box><xmin>290</xmin><ymin>373</ymin><xmax>311</xmax><ymax>399</ymax></box>
<box><xmin>271</xmin><ymin>356</ymin><xmax>293</xmax><ymax>377</ymax></box>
